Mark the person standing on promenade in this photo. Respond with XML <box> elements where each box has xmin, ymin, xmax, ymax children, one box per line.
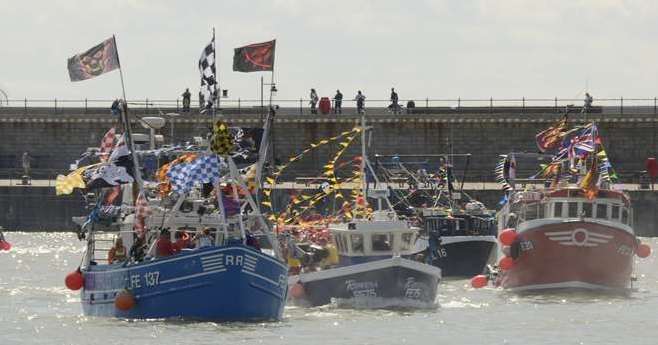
<box><xmin>583</xmin><ymin>92</ymin><xmax>593</xmax><ymax>113</ymax></box>
<box><xmin>389</xmin><ymin>87</ymin><xmax>400</xmax><ymax>114</ymax></box>
<box><xmin>21</xmin><ymin>152</ymin><xmax>32</xmax><ymax>178</ymax></box>
<box><xmin>110</xmin><ymin>99</ymin><xmax>121</xmax><ymax>116</ymax></box>
<box><xmin>334</xmin><ymin>90</ymin><xmax>343</xmax><ymax>114</ymax></box>
<box><xmin>198</xmin><ymin>91</ymin><xmax>205</xmax><ymax>109</ymax></box>
<box><xmin>355</xmin><ymin>90</ymin><xmax>366</xmax><ymax>114</ymax></box>
<box><xmin>182</xmin><ymin>88</ymin><xmax>191</xmax><ymax>112</ymax></box>
<box><xmin>309</xmin><ymin>88</ymin><xmax>319</xmax><ymax>114</ymax></box>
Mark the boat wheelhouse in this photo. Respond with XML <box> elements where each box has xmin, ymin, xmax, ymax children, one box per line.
<box><xmin>331</xmin><ymin>210</ymin><xmax>420</xmax><ymax>266</ymax></box>
<box><xmin>418</xmin><ymin>204</ymin><xmax>497</xmax><ymax>277</ymax></box>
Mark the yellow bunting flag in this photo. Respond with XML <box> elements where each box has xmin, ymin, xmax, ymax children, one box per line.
<box><xmin>55</xmin><ymin>167</ymin><xmax>88</xmax><ymax>196</ymax></box>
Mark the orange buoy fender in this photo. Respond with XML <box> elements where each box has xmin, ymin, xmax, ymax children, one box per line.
<box><xmin>115</xmin><ymin>290</ymin><xmax>136</xmax><ymax>311</ymax></box>
<box><xmin>65</xmin><ymin>269</ymin><xmax>84</xmax><ymax>290</ymax></box>
<box><xmin>498</xmin><ymin>229</ymin><xmax>517</xmax><ymax>246</ymax></box>
<box><xmin>636</xmin><ymin>243</ymin><xmax>651</xmax><ymax>258</ymax></box>
<box><xmin>290</xmin><ymin>282</ymin><xmax>305</xmax><ymax>299</ymax></box>
<box><xmin>498</xmin><ymin>256</ymin><xmax>514</xmax><ymax>270</ymax></box>
<box><xmin>470</xmin><ymin>275</ymin><xmax>488</xmax><ymax>289</ymax></box>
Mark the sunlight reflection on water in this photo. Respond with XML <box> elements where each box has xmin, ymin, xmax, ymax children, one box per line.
<box><xmin>1</xmin><ymin>233</ymin><xmax>657</xmax><ymax>344</ymax></box>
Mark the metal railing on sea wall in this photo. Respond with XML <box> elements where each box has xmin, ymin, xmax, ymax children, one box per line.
<box><xmin>1</xmin><ymin>97</ymin><xmax>657</xmax><ymax>116</ymax></box>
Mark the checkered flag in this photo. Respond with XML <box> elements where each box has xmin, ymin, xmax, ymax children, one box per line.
<box><xmin>167</xmin><ymin>155</ymin><xmax>225</xmax><ymax>193</ymax></box>
<box><xmin>199</xmin><ymin>34</ymin><xmax>217</xmax><ymax>112</ymax></box>
<box><xmin>99</xmin><ymin>127</ymin><xmax>116</xmax><ymax>162</ymax></box>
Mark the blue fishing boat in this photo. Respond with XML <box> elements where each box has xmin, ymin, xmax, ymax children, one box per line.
<box><xmin>61</xmin><ymin>33</ymin><xmax>287</xmax><ymax>321</ymax></box>
<box><xmin>66</xmin><ymin>144</ymin><xmax>289</xmax><ymax>320</ymax></box>
<box><xmin>81</xmin><ymin>244</ymin><xmax>287</xmax><ymax>320</ymax></box>
<box><xmin>67</xmin><ymin>149</ymin><xmax>288</xmax><ymax>321</ymax></box>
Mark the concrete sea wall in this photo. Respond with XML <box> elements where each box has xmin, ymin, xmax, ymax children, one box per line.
<box><xmin>0</xmin><ymin>107</ymin><xmax>656</xmax><ymax>233</ymax></box>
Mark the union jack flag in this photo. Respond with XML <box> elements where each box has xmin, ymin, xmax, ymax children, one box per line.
<box><xmin>99</xmin><ymin>127</ymin><xmax>116</xmax><ymax>162</ymax></box>
<box><xmin>569</xmin><ymin>124</ymin><xmax>597</xmax><ymax>158</ymax></box>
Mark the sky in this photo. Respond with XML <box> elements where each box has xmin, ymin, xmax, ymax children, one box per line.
<box><xmin>1</xmin><ymin>0</ymin><xmax>657</xmax><ymax>107</ymax></box>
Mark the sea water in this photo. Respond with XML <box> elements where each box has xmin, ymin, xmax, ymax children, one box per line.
<box><xmin>1</xmin><ymin>232</ymin><xmax>657</xmax><ymax>345</ymax></box>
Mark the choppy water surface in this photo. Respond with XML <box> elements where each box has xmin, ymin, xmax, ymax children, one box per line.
<box><xmin>1</xmin><ymin>233</ymin><xmax>657</xmax><ymax>345</ymax></box>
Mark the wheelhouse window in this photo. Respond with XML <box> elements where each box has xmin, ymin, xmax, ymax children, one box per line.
<box><xmin>371</xmin><ymin>233</ymin><xmax>393</xmax><ymax>252</ymax></box>
<box><xmin>400</xmin><ymin>233</ymin><xmax>414</xmax><ymax>251</ymax></box>
<box><xmin>525</xmin><ymin>202</ymin><xmax>545</xmax><ymax>221</ymax></box>
<box><xmin>351</xmin><ymin>234</ymin><xmax>364</xmax><ymax>254</ymax></box>
<box><xmin>335</xmin><ymin>235</ymin><xmax>343</xmax><ymax>252</ymax></box>
<box><xmin>621</xmin><ymin>208</ymin><xmax>629</xmax><ymax>225</ymax></box>
<box><xmin>568</xmin><ymin>202</ymin><xmax>578</xmax><ymax>218</ymax></box>
<box><xmin>582</xmin><ymin>203</ymin><xmax>593</xmax><ymax>218</ymax></box>
<box><xmin>554</xmin><ymin>202</ymin><xmax>563</xmax><ymax>217</ymax></box>
<box><xmin>611</xmin><ymin>205</ymin><xmax>620</xmax><ymax>220</ymax></box>
<box><xmin>596</xmin><ymin>204</ymin><xmax>608</xmax><ymax>220</ymax></box>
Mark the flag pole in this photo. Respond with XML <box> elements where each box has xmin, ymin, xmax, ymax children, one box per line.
<box><xmin>268</xmin><ymin>39</ymin><xmax>276</xmax><ymax>183</ymax></box>
<box><xmin>113</xmin><ymin>35</ymin><xmax>144</xmax><ymax>191</ymax></box>
<box><xmin>213</xmin><ymin>27</ymin><xmax>219</xmax><ymax>119</ymax></box>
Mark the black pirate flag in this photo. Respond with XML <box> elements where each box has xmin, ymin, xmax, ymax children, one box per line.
<box><xmin>68</xmin><ymin>37</ymin><xmax>120</xmax><ymax>82</ymax></box>
<box><xmin>233</xmin><ymin>40</ymin><xmax>275</xmax><ymax>72</ymax></box>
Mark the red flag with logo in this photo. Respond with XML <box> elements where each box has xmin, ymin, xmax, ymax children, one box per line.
<box><xmin>233</xmin><ymin>40</ymin><xmax>275</xmax><ymax>72</ymax></box>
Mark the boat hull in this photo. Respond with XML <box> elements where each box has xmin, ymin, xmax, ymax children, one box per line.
<box><xmin>289</xmin><ymin>257</ymin><xmax>441</xmax><ymax>308</ymax></box>
<box><xmin>427</xmin><ymin>236</ymin><xmax>497</xmax><ymax>277</ymax></box>
<box><xmin>496</xmin><ymin>221</ymin><xmax>636</xmax><ymax>292</ymax></box>
<box><xmin>81</xmin><ymin>245</ymin><xmax>288</xmax><ymax>321</ymax></box>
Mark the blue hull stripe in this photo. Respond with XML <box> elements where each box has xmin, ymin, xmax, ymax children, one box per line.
<box><xmin>159</xmin><ymin>268</ymin><xmax>227</xmax><ymax>284</ymax></box>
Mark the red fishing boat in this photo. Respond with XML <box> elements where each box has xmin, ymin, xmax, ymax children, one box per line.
<box><xmin>494</xmin><ymin>187</ymin><xmax>648</xmax><ymax>292</ymax></box>
<box><xmin>482</xmin><ymin>121</ymin><xmax>651</xmax><ymax>292</ymax></box>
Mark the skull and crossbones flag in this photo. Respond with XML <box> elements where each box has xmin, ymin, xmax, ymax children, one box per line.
<box><xmin>67</xmin><ymin>37</ymin><xmax>120</xmax><ymax>82</ymax></box>
<box><xmin>199</xmin><ymin>34</ymin><xmax>218</xmax><ymax>111</ymax></box>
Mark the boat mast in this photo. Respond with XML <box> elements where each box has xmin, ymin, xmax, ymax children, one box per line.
<box><xmin>114</xmin><ymin>35</ymin><xmax>144</xmax><ymax>191</ymax></box>
<box><xmin>209</xmin><ymin>27</ymin><xmax>230</xmax><ymax>245</ymax></box>
<box><xmin>360</xmin><ymin>113</ymin><xmax>367</xmax><ymax>200</ymax></box>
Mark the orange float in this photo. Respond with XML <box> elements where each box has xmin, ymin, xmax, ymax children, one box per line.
<box><xmin>498</xmin><ymin>228</ymin><xmax>517</xmax><ymax>246</ymax></box>
<box><xmin>498</xmin><ymin>256</ymin><xmax>514</xmax><ymax>270</ymax></box>
<box><xmin>65</xmin><ymin>270</ymin><xmax>84</xmax><ymax>290</ymax></box>
<box><xmin>636</xmin><ymin>243</ymin><xmax>651</xmax><ymax>258</ymax></box>
<box><xmin>115</xmin><ymin>290</ymin><xmax>136</xmax><ymax>310</ymax></box>
<box><xmin>290</xmin><ymin>282</ymin><xmax>305</xmax><ymax>299</ymax></box>
<box><xmin>470</xmin><ymin>275</ymin><xmax>488</xmax><ymax>289</ymax></box>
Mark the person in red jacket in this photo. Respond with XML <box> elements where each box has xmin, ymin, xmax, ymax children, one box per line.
<box><xmin>174</xmin><ymin>230</ymin><xmax>192</xmax><ymax>252</ymax></box>
<box><xmin>156</xmin><ymin>228</ymin><xmax>175</xmax><ymax>258</ymax></box>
